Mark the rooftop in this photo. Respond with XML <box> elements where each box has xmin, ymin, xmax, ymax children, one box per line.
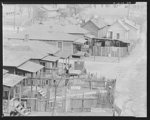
<box><xmin>122</xmin><ymin>18</ymin><xmax>140</xmax><ymax>30</ymax></box>
<box><xmin>111</xmin><ymin>19</ymin><xmax>130</xmax><ymax>31</ymax></box>
<box><xmin>54</xmin><ymin>51</ymin><xmax>72</xmax><ymax>59</ymax></box>
<box><xmin>3</xmin><ymin>73</ymin><xmax>26</xmax><ymax>87</ymax></box>
<box><xmin>3</xmin><ymin>49</ymin><xmax>31</xmax><ymax>67</ymax></box>
<box><xmin>6</xmin><ymin>30</ymin><xmax>81</xmax><ymax>42</ymax></box>
<box><xmin>3</xmin><ymin>39</ymin><xmax>59</xmax><ymax>55</ymax></box>
<box><xmin>49</xmin><ymin>24</ymin><xmax>89</xmax><ymax>34</ymax></box>
<box><xmin>91</xmin><ymin>18</ymin><xmax>109</xmax><ymax>29</ymax></box>
<box><xmin>18</xmin><ymin>61</ymin><xmax>44</xmax><ymax>73</ymax></box>
<box><xmin>42</xmin><ymin>55</ymin><xmax>59</xmax><ymax>62</ymax></box>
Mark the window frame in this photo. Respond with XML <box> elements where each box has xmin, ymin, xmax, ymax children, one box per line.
<box><xmin>57</xmin><ymin>41</ymin><xmax>63</xmax><ymax>50</ymax></box>
<box><xmin>116</xmin><ymin>33</ymin><xmax>120</xmax><ymax>39</ymax></box>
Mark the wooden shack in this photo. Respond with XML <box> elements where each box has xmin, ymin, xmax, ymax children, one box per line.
<box><xmin>3</xmin><ymin>70</ymin><xmax>26</xmax><ymax>113</ymax></box>
<box><xmin>91</xmin><ymin>38</ymin><xmax>130</xmax><ymax>57</ymax></box>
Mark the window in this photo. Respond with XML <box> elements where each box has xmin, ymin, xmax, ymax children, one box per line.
<box><xmin>116</xmin><ymin>33</ymin><xmax>120</xmax><ymax>39</ymax></box>
<box><xmin>40</xmin><ymin>61</ymin><xmax>46</xmax><ymax>72</ymax></box>
<box><xmin>58</xmin><ymin>42</ymin><xmax>63</xmax><ymax>50</ymax></box>
<box><xmin>46</xmin><ymin>80</ymin><xmax>49</xmax><ymax>85</ymax></box>
<box><xmin>109</xmin><ymin>31</ymin><xmax>113</xmax><ymax>39</ymax></box>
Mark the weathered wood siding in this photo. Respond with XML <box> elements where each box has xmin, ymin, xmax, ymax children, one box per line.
<box><xmin>42</xmin><ymin>40</ymin><xmax>74</xmax><ymax>54</ymax></box>
<box><xmin>107</xmin><ymin>22</ymin><xmax>128</xmax><ymax>42</ymax></box>
<box><xmin>98</xmin><ymin>26</ymin><xmax>109</xmax><ymax>38</ymax></box>
<box><xmin>82</xmin><ymin>21</ymin><xmax>99</xmax><ymax>37</ymax></box>
<box><xmin>63</xmin><ymin>41</ymin><xmax>74</xmax><ymax>54</ymax></box>
<box><xmin>125</xmin><ymin>25</ymin><xmax>139</xmax><ymax>41</ymax></box>
<box><xmin>43</xmin><ymin>40</ymin><xmax>58</xmax><ymax>47</ymax></box>
<box><xmin>93</xmin><ymin>46</ymin><xmax>128</xmax><ymax>57</ymax></box>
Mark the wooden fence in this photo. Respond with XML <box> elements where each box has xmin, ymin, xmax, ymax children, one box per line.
<box><xmin>92</xmin><ymin>46</ymin><xmax>129</xmax><ymax>57</ymax></box>
<box><xmin>70</xmin><ymin>91</ymin><xmax>112</xmax><ymax>112</ymax></box>
<box><xmin>21</xmin><ymin>98</ymin><xmax>65</xmax><ymax>113</ymax></box>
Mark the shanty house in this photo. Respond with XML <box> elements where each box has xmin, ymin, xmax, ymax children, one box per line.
<box><xmin>6</xmin><ymin>30</ymin><xmax>85</xmax><ymax>55</ymax></box>
<box><xmin>3</xmin><ymin>38</ymin><xmax>62</xmax><ymax>89</ymax></box>
<box><xmin>106</xmin><ymin>20</ymin><xmax>130</xmax><ymax>42</ymax></box>
<box><xmin>3</xmin><ymin>69</ymin><xmax>26</xmax><ymax>113</ymax></box>
<box><xmin>81</xmin><ymin>18</ymin><xmax>110</xmax><ymax>38</ymax></box>
<box><xmin>106</xmin><ymin>19</ymin><xmax>140</xmax><ymax>44</ymax></box>
<box><xmin>3</xmin><ymin>49</ymin><xmax>44</xmax><ymax>86</ymax></box>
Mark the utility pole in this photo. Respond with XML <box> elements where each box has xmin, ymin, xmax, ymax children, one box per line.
<box><xmin>14</xmin><ymin>5</ymin><xmax>16</xmax><ymax>31</ymax></box>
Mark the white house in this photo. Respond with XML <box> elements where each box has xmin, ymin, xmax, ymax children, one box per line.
<box><xmin>106</xmin><ymin>19</ymin><xmax>140</xmax><ymax>44</ymax></box>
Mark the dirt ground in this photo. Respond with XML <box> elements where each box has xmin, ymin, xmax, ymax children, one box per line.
<box><xmin>84</xmin><ymin>22</ymin><xmax>147</xmax><ymax>117</ymax></box>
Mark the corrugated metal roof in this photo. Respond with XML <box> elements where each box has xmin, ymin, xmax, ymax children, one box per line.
<box><xmin>25</xmin><ymin>24</ymin><xmax>51</xmax><ymax>33</ymax></box>
<box><xmin>18</xmin><ymin>61</ymin><xmax>44</xmax><ymax>73</ymax></box>
<box><xmin>6</xmin><ymin>31</ymin><xmax>80</xmax><ymax>42</ymax></box>
<box><xmin>55</xmin><ymin>51</ymin><xmax>72</xmax><ymax>59</ymax></box>
<box><xmin>4</xmin><ymin>39</ymin><xmax>59</xmax><ymax>55</ymax></box>
<box><xmin>74</xmin><ymin>37</ymin><xmax>87</xmax><ymax>44</ymax></box>
<box><xmin>49</xmin><ymin>25</ymin><xmax>89</xmax><ymax>34</ymax></box>
<box><xmin>85</xmin><ymin>34</ymin><xmax>96</xmax><ymax>38</ymax></box>
<box><xmin>42</xmin><ymin>55</ymin><xmax>59</xmax><ymax>62</ymax></box>
<box><xmin>3</xmin><ymin>69</ymin><xmax>8</xmax><ymax>75</ymax></box>
<box><xmin>3</xmin><ymin>74</ymin><xmax>26</xmax><ymax>87</ymax></box>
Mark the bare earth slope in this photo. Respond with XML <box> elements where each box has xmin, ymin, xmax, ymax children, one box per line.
<box><xmin>85</xmin><ymin>22</ymin><xmax>146</xmax><ymax>117</ymax></box>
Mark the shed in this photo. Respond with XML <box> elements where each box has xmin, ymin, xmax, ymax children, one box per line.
<box><xmin>3</xmin><ymin>74</ymin><xmax>26</xmax><ymax>87</ymax></box>
<box><xmin>3</xmin><ymin>73</ymin><xmax>26</xmax><ymax>113</ymax></box>
<box><xmin>81</xmin><ymin>18</ymin><xmax>109</xmax><ymax>38</ymax></box>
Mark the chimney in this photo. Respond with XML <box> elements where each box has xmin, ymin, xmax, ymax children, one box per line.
<box><xmin>24</xmin><ymin>34</ymin><xmax>29</xmax><ymax>41</ymax></box>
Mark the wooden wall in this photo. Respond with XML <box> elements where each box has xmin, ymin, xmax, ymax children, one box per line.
<box><xmin>92</xmin><ymin>46</ymin><xmax>128</xmax><ymax>57</ymax></box>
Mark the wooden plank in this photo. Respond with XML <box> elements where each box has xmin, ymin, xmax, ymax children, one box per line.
<box><xmin>19</xmin><ymin>82</ymin><xmax>22</xmax><ymax>103</ymax></box>
<box><xmin>8</xmin><ymin>90</ymin><xmax>10</xmax><ymax>113</ymax></box>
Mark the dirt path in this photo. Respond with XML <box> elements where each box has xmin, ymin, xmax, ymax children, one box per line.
<box><xmin>84</xmin><ymin>21</ymin><xmax>146</xmax><ymax>117</ymax></box>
